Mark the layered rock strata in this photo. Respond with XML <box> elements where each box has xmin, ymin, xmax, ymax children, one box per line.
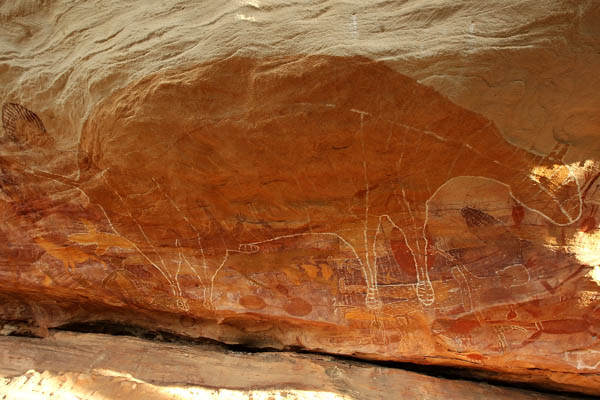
<box><xmin>0</xmin><ymin>331</ymin><xmax>574</xmax><ymax>400</ymax></box>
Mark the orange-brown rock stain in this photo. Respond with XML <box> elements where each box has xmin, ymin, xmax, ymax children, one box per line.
<box><xmin>78</xmin><ymin>54</ymin><xmax>584</xmax><ymax>315</ymax></box>
<box><xmin>68</xmin><ymin>220</ymin><xmax>135</xmax><ymax>255</ymax></box>
<box><xmin>239</xmin><ymin>295</ymin><xmax>267</xmax><ymax>310</ymax></box>
<box><xmin>34</xmin><ymin>236</ymin><xmax>106</xmax><ymax>272</ymax></box>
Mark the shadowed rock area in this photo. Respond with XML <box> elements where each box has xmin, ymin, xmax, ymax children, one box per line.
<box><xmin>1</xmin><ymin>0</ymin><xmax>599</xmax><ymax>398</ymax></box>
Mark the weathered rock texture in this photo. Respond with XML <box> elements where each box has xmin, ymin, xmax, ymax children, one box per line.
<box><xmin>1</xmin><ymin>0</ymin><xmax>600</xmax><ymax>396</ymax></box>
<box><xmin>0</xmin><ymin>331</ymin><xmax>572</xmax><ymax>399</ymax></box>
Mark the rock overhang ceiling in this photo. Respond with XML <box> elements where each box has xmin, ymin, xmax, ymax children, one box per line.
<box><xmin>1</xmin><ymin>0</ymin><xmax>600</xmax><ymax>397</ymax></box>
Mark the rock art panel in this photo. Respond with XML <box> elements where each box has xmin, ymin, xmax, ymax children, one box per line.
<box><xmin>1</xmin><ymin>55</ymin><xmax>599</xmax><ymax>394</ymax></box>
<box><xmin>77</xmin><ymin>55</ymin><xmax>583</xmax><ymax>308</ymax></box>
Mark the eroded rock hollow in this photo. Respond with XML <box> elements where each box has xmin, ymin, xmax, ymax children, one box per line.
<box><xmin>1</xmin><ymin>0</ymin><xmax>599</xmax><ymax>398</ymax></box>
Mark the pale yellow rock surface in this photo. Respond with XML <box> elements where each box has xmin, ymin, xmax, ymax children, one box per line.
<box><xmin>0</xmin><ymin>332</ymin><xmax>571</xmax><ymax>400</ymax></box>
<box><xmin>1</xmin><ymin>0</ymin><xmax>599</xmax><ymax>158</ymax></box>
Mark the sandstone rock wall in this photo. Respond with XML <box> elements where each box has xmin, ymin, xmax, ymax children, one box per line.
<box><xmin>0</xmin><ymin>0</ymin><xmax>599</xmax><ymax>396</ymax></box>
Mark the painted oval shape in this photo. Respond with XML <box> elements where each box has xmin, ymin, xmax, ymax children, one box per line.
<box><xmin>179</xmin><ymin>315</ymin><xmax>196</xmax><ymax>328</ymax></box>
<box><xmin>284</xmin><ymin>297</ymin><xmax>312</xmax><ymax>317</ymax></box>
<box><xmin>467</xmin><ymin>353</ymin><xmax>485</xmax><ymax>361</ymax></box>
<box><xmin>276</xmin><ymin>284</ymin><xmax>289</xmax><ymax>296</ymax></box>
<box><xmin>512</xmin><ymin>204</ymin><xmax>525</xmax><ymax>225</ymax></box>
<box><xmin>507</xmin><ymin>309</ymin><xmax>517</xmax><ymax>320</ymax></box>
<box><xmin>239</xmin><ymin>295</ymin><xmax>266</xmax><ymax>310</ymax></box>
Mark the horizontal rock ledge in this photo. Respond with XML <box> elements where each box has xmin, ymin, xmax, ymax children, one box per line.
<box><xmin>0</xmin><ymin>331</ymin><xmax>579</xmax><ymax>400</ymax></box>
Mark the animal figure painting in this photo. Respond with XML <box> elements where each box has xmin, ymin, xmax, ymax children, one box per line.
<box><xmin>71</xmin><ymin>55</ymin><xmax>583</xmax><ymax>309</ymax></box>
<box><xmin>0</xmin><ymin>56</ymin><xmax>588</xmax><ymax>316</ymax></box>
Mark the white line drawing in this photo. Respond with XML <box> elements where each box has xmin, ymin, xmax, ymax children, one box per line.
<box><xmin>101</xmin><ymin>175</ymin><xmax>179</xmax><ymax>296</ymax></box>
<box><xmin>25</xmin><ymin>167</ymin><xmax>188</xmax><ymax>307</ymax></box>
<box><xmin>451</xmin><ymin>265</ymin><xmax>474</xmax><ymax>313</ymax></box>
<box><xmin>89</xmin><ymin>103</ymin><xmax>584</xmax><ymax>311</ymax></box>
<box><xmin>564</xmin><ymin>350</ymin><xmax>600</xmax><ymax>371</ymax></box>
<box><xmin>4</xmin><ymin>58</ymin><xmax>589</xmax><ymax>315</ymax></box>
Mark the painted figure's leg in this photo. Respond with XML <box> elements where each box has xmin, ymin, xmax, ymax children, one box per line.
<box><xmin>343</xmin><ymin>218</ymin><xmax>383</xmax><ymax>310</ymax></box>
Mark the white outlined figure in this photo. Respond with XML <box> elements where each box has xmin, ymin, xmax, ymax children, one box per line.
<box><xmin>10</xmin><ymin>56</ymin><xmax>588</xmax><ymax>313</ymax></box>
